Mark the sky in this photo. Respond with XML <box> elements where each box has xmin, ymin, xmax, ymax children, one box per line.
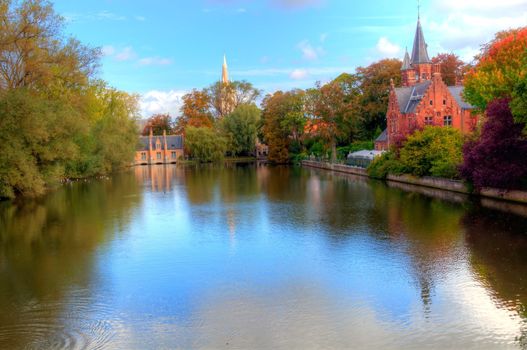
<box><xmin>52</xmin><ymin>0</ymin><xmax>527</xmax><ymax>118</ymax></box>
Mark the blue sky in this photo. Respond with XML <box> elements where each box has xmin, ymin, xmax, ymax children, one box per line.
<box><xmin>52</xmin><ymin>0</ymin><xmax>527</xmax><ymax>117</ymax></box>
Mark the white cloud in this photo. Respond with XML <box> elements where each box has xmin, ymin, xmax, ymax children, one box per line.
<box><xmin>135</xmin><ymin>15</ymin><xmax>146</xmax><ymax>21</ymax></box>
<box><xmin>101</xmin><ymin>45</ymin><xmax>116</xmax><ymax>56</ymax></box>
<box><xmin>320</xmin><ymin>33</ymin><xmax>328</xmax><ymax>43</ymax></box>
<box><xmin>140</xmin><ymin>90</ymin><xmax>186</xmax><ymax>118</ymax></box>
<box><xmin>272</xmin><ymin>0</ymin><xmax>324</xmax><ymax>9</ymax></box>
<box><xmin>290</xmin><ymin>69</ymin><xmax>309</xmax><ymax>80</ymax></box>
<box><xmin>138</xmin><ymin>57</ymin><xmax>173</xmax><ymax>66</ymax></box>
<box><xmin>297</xmin><ymin>40</ymin><xmax>325</xmax><ymax>61</ymax></box>
<box><xmin>115</xmin><ymin>47</ymin><xmax>137</xmax><ymax>61</ymax></box>
<box><xmin>376</xmin><ymin>37</ymin><xmax>401</xmax><ymax>57</ymax></box>
<box><xmin>426</xmin><ymin>0</ymin><xmax>527</xmax><ymax>61</ymax></box>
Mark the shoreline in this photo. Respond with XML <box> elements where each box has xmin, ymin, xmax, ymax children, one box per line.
<box><xmin>302</xmin><ymin>160</ymin><xmax>527</xmax><ymax>206</ymax></box>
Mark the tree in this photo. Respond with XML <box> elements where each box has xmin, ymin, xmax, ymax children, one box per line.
<box><xmin>464</xmin><ymin>27</ymin><xmax>527</xmax><ymax>124</ymax></box>
<box><xmin>261</xmin><ymin>90</ymin><xmax>307</xmax><ymax>163</ymax></box>
<box><xmin>431</xmin><ymin>53</ymin><xmax>469</xmax><ymax>86</ymax></box>
<box><xmin>206</xmin><ymin>80</ymin><xmax>261</xmax><ymax>119</ymax></box>
<box><xmin>141</xmin><ymin>114</ymin><xmax>173</xmax><ymax>136</ymax></box>
<box><xmin>221</xmin><ymin>104</ymin><xmax>261</xmax><ymax>156</ymax></box>
<box><xmin>175</xmin><ymin>89</ymin><xmax>213</xmax><ymax>133</ymax></box>
<box><xmin>460</xmin><ymin>99</ymin><xmax>527</xmax><ymax>190</ymax></box>
<box><xmin>354</xmin><ymin>59</ymin><xmax>402</xmax><ymax>139</ymax></box>
<box><xmin>305</xmin><ymin>80</ymin><xmax>361</xmax><ymax>163</ymax></box>
<box><xmin>185</xmin><ymin>126</ymin><xmax>227</xmax><ymax>162</ymax></box>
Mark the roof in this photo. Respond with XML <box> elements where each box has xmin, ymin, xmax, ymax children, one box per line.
<box><xmin>411</xmin><ymin>19</ymin><xmax>431</xmax><ymax>64</ymax></box>
<box><xmin>375</xmin><ymin>129</ymin><xmax>388</xmax><ymax>142</ymax></box>
<box><xmin>394</xmin><ymin>81</ymin><xmax>432</xmax><ymax>114</ymax></box>
<box><xmin>347</xmin><ymin>150</ymin><xmax>385</xmax><ymax>160</ymax></box>
<box><xmin>402</xmin><ymin>50</ymin><xmax>412</xmax><ymax>71</ymax></box>
<box><xmin>137</xmin><ymin>135</ymin><xmax>184</xmax><ymax>151</ymax></box>
<box><xmin>447</xmin><ymin>86</ymin><xmax>475</xmax><ymax>110</ymax></box>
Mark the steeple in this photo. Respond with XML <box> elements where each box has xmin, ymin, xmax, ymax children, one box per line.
<box><xmin>411</xmin><ymin>18</ymin><xmax>431</xmax><ymax>64</ymax></box>
<box><xmin>222</xmin><ymin>54</ymin><xmax>229</xmax><ymax>84</ymax></box>
<box><xmin>402</xmin><ymin>48</ymin><xmax>411</xmax><ymax>70</ymax></box>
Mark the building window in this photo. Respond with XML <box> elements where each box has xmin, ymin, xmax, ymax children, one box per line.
<box><xmin>157</xmin><ymin>152</ymin><xmax>162</xmax><ymax>160</ymax></box>
<box><xmin>171</xmin><ymin>152</ymin><xmax>177</xmax><ymax>159</ymax></box>
<box><xmin>444</xmin><ymin>116</ymin><xmax>452</xmax><ymax>126</ymax></box>
<box><xmin>422</xmin><ymin>73</ymin><xmax>427</xmax><ymax>79</ymax></box>
<box><xmin>425</xmin><ymin>116</ymin><xmax>433</xmax><ymax>125</ymax></box>
<box><xmin>429</xmin><ymin>100</ymin><xmax>433</xmax><ymax>105</ymax></box>
<box><xmin>443</xmin><ymin>99</ymin><xmax>447</xmax><ymax>105</ymax></box>
<box><xmin>141</xmin><ymin>152</ymin><xmax>146</xmax><ymax>160</ymax></box>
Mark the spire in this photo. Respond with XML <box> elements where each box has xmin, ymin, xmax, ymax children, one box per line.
<box><xmin>222</xmin><ymin>54</ymin><xmax>229</xmax><ymax>84</ymax></box>
<box><xmin>411</xmin><ymin>16</ymin><xmax>431</xmax><ymax>64</ymax></box>
<box><xmin>402</xmin><ymin>48</ymin><xmax>411</xmax><ymax>70</ymax></box>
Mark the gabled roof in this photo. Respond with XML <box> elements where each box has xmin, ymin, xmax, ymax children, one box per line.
<box><xmin>402</xmin><ymin>50</ymin><xmax>412</xmax><ymax>71</ymax></box>
<box><xmin>394</xmin><ymin>80</ymin><xmax>431</xmax><ymax>114</ymax></box>
<box><xmin>375</xmin><ymin>129</ymin><xmax>388</xmax><ymax>142</ymax></box>
<box><xmin>447</xmin><ymin>86</ymin><xmax>475</xmax><ymax>110</ymax></box>
<box><xmin>137</xmin><ymin>135</ymin><xmax>184</xmax><ymax>151</ymax></box>
<box><xmin>411</xmin><ymin>19</ymin><xmax>431</xmax><ymax>64</ymax></box>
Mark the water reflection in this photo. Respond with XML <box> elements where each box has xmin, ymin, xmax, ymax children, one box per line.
<box><xmin>0</xmin><ymin>164</ymin><xmax>526</xmax><ymax>349</ymax></box>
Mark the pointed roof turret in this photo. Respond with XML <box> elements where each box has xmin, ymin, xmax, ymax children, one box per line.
<box><xmin>402</xmin><ymin>48</ymin><xmax>412</xmax><ymax>70</ymax></box>
<box><xmin>411</xmin><ymin>19</ymin><xmax>431</xmax><ymax>64</ymax></box>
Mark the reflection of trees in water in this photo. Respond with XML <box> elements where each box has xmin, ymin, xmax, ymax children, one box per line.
<box><xmin>0</xmin><ymin>172</ymin><xmax>142</xmax><ymax>348</ymax></box>
<box><xmin>462</xmin><ymin>207</ymin><xmax>527</xmax><ymax>346</ymax></box>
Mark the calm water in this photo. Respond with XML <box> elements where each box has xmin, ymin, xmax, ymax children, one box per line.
<box><xmin>0</xmin><ymin>164</ymin><xmax>526</xmax><ymax>349</ymax></box>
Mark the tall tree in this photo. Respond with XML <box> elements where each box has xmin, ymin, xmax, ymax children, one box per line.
<box><xmin>141</xmin><ymin>114</ymin><xmax>173</xmax><ymax>136</ymax></box>
<box><xmin>175</xmin><ymin>89</ymin><xmax>213</xmax><ymax>133</ymax></box>
<box><xmin>431</xmin><ymin>53</ymin><xmax>469</xmax><ymax>86</ymax></box>
<box><xmin>354</xmin><ymin>59</ymin><xmax>402</xmax><ymax>139</ymax></box>
<box><xmin>464</xmin><ymin>27</ymin><xmax>527</xmax><ymax>123</ymax></box>
<box><xmin>206</xmin><ymin>80</ymin><xmax>261</xmax><ymax>119</ymax></box>
<box><xmin>306</xmin><ymin>80</ymin><xmax>361</xmax><ymax>162</ymax></box>
<box><xmin>221</xmin><ymin>104</ymin><xmax>261</xmax><ymax>156</ymax></box>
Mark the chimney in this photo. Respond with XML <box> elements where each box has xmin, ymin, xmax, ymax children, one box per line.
<box><xmin>433</xmin><ymin>63</ymin><xmax>441</xmax><ymax>77</ymax></box>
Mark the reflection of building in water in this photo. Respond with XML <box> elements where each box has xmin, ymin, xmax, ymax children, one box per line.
<box><xmin>134</xmin><ymin>165</ymin><xmax>183</xmax><ymax>193</ymax></box>
<box><xmin>135</xmin><ymin>129</ymin><xmax>184</xmax><ymax>165</ymax></box>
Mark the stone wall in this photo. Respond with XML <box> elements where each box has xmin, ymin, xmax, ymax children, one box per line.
<box><xmin>302</xmin><ymin>160</ymin><xmax>527</xmax><ymax>205</ymax></box>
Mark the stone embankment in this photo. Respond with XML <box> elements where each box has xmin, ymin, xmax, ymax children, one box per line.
<box><xmin>302</xmin><ymin>160</ymin><xmax>527</xmax><ymax>205</ymax></box>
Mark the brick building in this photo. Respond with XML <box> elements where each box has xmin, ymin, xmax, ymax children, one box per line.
<box><xmin>135</xmin><ymin>129</ymin><xmax>184</xmax><ymax>165</ymax></box>
<box><xmin>375</xmin><ymin>17</ymin><xmax>479</xmax><ymax>151</ymax></box>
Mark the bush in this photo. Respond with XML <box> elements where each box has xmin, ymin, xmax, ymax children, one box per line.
<box><xmin>185</xmin><ymin>126</ymin><xmax>227</xmax><ymax>163</ymax></box>
<box><xmin>337</xmin><ymin>140</ymin><xmax>374</xmax><ymax>160</ymax></box>
<box><xmin>368</xmin><ymin>127</ymin><xmax>464</xmax><ymax>179</ymax></box>
<box><xmin>460</xmin><ymin>99</ymin><xmax>527</xmax><ymax>190</ymax></box>
<box><xmin>398</xmin><ymin>126</ymin><xmax>464</xmax><ymax>178</ymax></box>
<box><xmin>367</xmin><ymin>151</ymin><xmax>404</xmax><ymax>179</ymax></box>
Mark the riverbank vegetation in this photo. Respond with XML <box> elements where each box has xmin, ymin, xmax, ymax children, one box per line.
<box><xmin>369</xmin><ymin>27</ymin><xmax>527</xmax><ymax>191</ymax></box>
<box><xmin>0</xmin><ymin>0</ymin><xmax>139</xmax><ymax>199</ymax></box>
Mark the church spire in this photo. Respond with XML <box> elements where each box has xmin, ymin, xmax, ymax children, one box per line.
<box><xmin>222</xmin><ymin>54</ymin><xmax>229</xmax><ymax>84</ymax></box>
<box><xmin>411</xmin><ymin>12</ymin><xmax>431</xmax><ymax>64</ymax></box>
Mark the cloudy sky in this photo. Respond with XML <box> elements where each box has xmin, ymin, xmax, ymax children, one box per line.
<box><xmin>53</xmin><ymin>0</ymin><xmax>527</xmax><ymax>118</ymax></box>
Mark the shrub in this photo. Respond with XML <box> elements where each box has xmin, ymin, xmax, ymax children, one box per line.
<box><xmin>460</xmin><ymin>99</ymin><xmax>527</xmax><ymax>190</ymax></box>
<box><xmin>367</xmin><ymin>151</ymin><xmax>404</xmax><ymax>179</ymax></box>
<box><xmin>398</xmin><ymin>126</ymin><xmax>464</xmax><ymax>178</ymax></box>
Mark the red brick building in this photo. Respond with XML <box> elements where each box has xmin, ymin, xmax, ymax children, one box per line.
<box><xmin>375</xmin><ymin>17</ymin><xmax>479</xmax><ymax>151</ymax></box>
<box><xmin>135</xmin><ymin>129</ymin><xmax>184</xmax><ymax>165</ymax></box>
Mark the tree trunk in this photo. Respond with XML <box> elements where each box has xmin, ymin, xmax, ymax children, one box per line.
<box><xmin>330</xmin><ymin>138</ymin><xmax>337</xmax><ymax>163</ymax></box>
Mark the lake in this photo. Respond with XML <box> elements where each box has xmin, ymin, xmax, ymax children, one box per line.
<box><xmin>0</xmin><ymin>164</ymin><xmax>526</xmax><ymax>349</ymax></box>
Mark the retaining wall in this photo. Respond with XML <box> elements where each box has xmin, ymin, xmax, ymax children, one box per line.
<box><xmin>301</xmin><ymin>160</ymin><xmax>527</xmax><ymax>205</ymax></box>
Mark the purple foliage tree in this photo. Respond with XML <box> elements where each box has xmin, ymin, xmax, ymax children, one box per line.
<box><xmin>460</xmin><ymin>99</ymin><xmax>527</xmax><ymax>190</ymax></box>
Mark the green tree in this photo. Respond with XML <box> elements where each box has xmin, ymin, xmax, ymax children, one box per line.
<box><xmin>185</xmin><ymin>126</ymin><xmax>227</xmax><ymax>162</ymax></box>
<box><xmin>221</xmin><ymin>104</ymin><xmax>261</xmax><ymax>156</ymax></box>
<box><xmin>206</xmin><ymin>80</ymin><xmax>261</xmax><ymax>119</ymax></box>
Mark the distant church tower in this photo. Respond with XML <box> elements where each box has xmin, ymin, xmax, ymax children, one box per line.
<box><xmin>222</xmin><ymin>54</ymin><xmax>229</xmax><ymax>85</ymax></box>
<box><xmin>401</xmin><ymin>5</ymin><xmax>432</xmax><ymax>86</ymax></box>
<box><xmin>219</xmin><ymin>55</ymin><xmax>235</xmax><ymax>117</ymax></box>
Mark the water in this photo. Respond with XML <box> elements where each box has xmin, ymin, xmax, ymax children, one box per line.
<box><xmin>0</xmin><ymin>164</ymin><xmax>526</xmax><ymax>349</ymax></box>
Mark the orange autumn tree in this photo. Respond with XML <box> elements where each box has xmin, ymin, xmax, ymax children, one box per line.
<box><xmin>464</xmin><ymin>27</ymin><xmax>527</xmax><ymax>122</ymax></box>
<box><xmin>431</xmin><ymin>53</ymin><xmax>469</xmax><ymax>86</ymax></box>
<box><xmin>141</xmin><ymin>114</ymin><xmax>174</xmax><ymax>136</ymax></box>
<box><xmin>174</xmin><ymin>89</ymin><xmax>214</xmax><ymax>134</ymax></box>
<box><xmin>305</xmin><ymin>78</ymin><xmax>361</xmax><ymax>163</ymax></box>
